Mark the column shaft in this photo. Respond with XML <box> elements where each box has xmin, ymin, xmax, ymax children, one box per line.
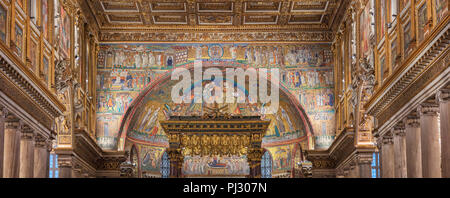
<box><xmin>419</xmin><ymin>104</ymin><xmax>441</xmax><ymax>178</ymax></box>
<box><xmin>439</xmin><ymin>91</ymin><xmax>450</xmax><ymax>177</ymax></box>
<box><xmin>359</xmin><ymin>163</ymin><xmax>371</xmax><ymax>178</ymax></box>
<box><xmin>0</xmin><ymin>109</ymin><xmax>4</xmax><ymax>178</ymax></box>
<box><xmin>381</xmin><ymin>134</ymin><xmax>395</xmax><ymax>178</ymax></box>
<box><xmin>406</xmin><ymin>116</ymin><xmax>422</xmax><ymax>178</ymax></box>
<box><xmin>19</xmin><ymin>126</ymin><xmax>34</xmax><ymax>178</ymax></box>
<box><xmin>2</xmin><ymin>117</ymin><xmax>19</xmax><ymax>178</ymax></box>
<box><xmin>394</xmin><ymin>124</ymin><xmax>407</xmax><ymax>178</ymax></box>
<box><xmin>33</xmin><ymin>136</ymin><xmax>48</xmax><ymax>178</ymax></box>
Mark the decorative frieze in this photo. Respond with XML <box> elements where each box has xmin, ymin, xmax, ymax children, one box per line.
<box><xmin>99</xmin><ymin>31</ymin><xmax>335</xmax><ymax>42</ymax></box>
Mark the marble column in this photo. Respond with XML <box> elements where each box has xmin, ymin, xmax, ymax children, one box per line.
<box><xmin>393</xmin><ymin>122</ymin><xmax>407</xmax><ymax>178</ymax></box>
<box><xmin>2</xmin><ymin>114</ymin><xmax>20</xmax><ymax>178</ymax></box>
<box><xmin>343</xmin><ymin>167</ymin><xmax>350</xmax><ymax>178</ymax></box>
<box><xmin>419</xmin><ymin>103</ymin><xmax>442</xmax><ymax>178</ymax></box>
<box><xmin>0</xmin><ymin>106</ymin><xmax>4</xmax><ymax>178</ymax></box>
<box><xmin>357</xmin><ymin>153</ymin><xmax>373</xmax><ymax>178</ymax></box>
<box><xmin>336</xmin><ymin>169</ymin><xmax>345</xmax><ymax>178</ymax></box>
<box><xmin>381</xmin><ymin>132</ymin><xmax>395</xmax><ymax>178</ymax></box>
<box><xmin>45</xmin><ymin>140</ymin><xmax>52</xmax><ymax>178</ymax></box>
<box><xmin>19</xmin><ymin>125</ymin><xmax>34</xmax><ymax>178</ymax></box>
<box><xmin>405</xmin><ymin>115</ymin><xmax>422</xmax><ymax>178</ymax></box>
<box><xmin>438</xmin><ymin>89</ymin><xmax>450</xmax><ymax>177</ymax></box>
<box><xmin>349</xmin><ymin>163</ymin><xmax>357</xmax><ymax>178</ymax></box>
<box><xmin>58</xmin><ymin>156</ymin><xmax>73</xmax><ymax>178</ymax></box>
<box><xmin>33</xmin><ymin>134</ymin><xmax>48</xmax><ymax>178</ymax></box>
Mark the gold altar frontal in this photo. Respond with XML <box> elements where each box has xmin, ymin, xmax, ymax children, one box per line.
<box><xmin>160</xmin><ymin>111</ymin><xmax>270</xmax><ymax>178</ymax></box>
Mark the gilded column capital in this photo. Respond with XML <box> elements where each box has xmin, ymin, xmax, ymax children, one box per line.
<box><xmin>5</xmin><ymin>114</ymin><xmax>20</xmax><ymax>129</ymax></box>
<box><xmin>58</xmin><ymin>157</ymin><xmax>73</xmax><ymax>168</ymax></box>
<box><xmin>406</xmin><ymin>115</ymin><xmax>420</xmax><ymax>128</ymax></box>
<box><xmin>393</xmin><ymin>122</ymin><xmax>406</xmax><ymax>137</ymax></box>
<box><xmin>21</xmin><ymin>125</ymin><xmax>35</xmax><ymax>140</ymax></box>
<box><xmin>46</xmin><ymin>140</ymin><xmax>54</xmax><ymax>152</ymax></box>
<box><xmin>418</xmin><ymin>102</ymin><xmax>440</xmax><ymax>116</ymax></box>
<box><xmin>437</xmin><ymin>89</ymin><xmax>450</xmax><ymax>103</ymax></box>
<box><xmin>35</xmin><ymin>134</ymin><xmax>47</xmax><ymax>148</ymax></box>
<box><xmin>382</xmin><ymin>132</ymin><xmax>394</xmax><ymax>145</ymax></box>
<box><xmin>356</xmin><ymin>152</ymin><xmax>373</xmax><ymax>164</ymax></box>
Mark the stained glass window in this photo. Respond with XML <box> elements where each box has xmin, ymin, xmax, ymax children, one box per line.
<box><xmin>160</xmin><ymin>152</ymin><xmax>170</xmax><ymax>178</ymax></box>
<box><xmin>49</xmin><ymin>153</ymin><xmax>59</xmax><ymax>178</ymax></box>
<box><xmin>371</xmin><ymin>152</ymin><xmax>380</xmax><ymax>178</ymax></box>
<box><xmin>261</xmin><ymin>151</ymin><xmax>272</xmax><ymax>178</ymax></box>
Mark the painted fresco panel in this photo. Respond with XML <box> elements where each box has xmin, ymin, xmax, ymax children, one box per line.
<box><xmin>59</xmin><ymin>5</ymin><xmax>70</xmax><ymax>58</ymax></box>
<box><xmin>138</xmin><ymin>145</ymin><xmax>165</xmax><ymax>173</ymax></box>
<box><xmin>266</xmin><ymin>144</ymin><xmax>294</xmax><ymax>172</ymax></box>
<box><xmin>360</xmin><ymin>1</ymin><xmax>372</xmax><ymax>58</ymax></box>
<box><xmin>42</xmin><ymin>0</ymin><xmax>49</xmax><ymax>40</ymax></box>
<box><xmin>435</xmin><ymin>0</ymin><xmax>448</xmax><ymax>23</ymax></box>
<box><xmin>14</xmin><ymin>23</ymin><xmax>23</xmax><ymax>58</ymax></box>
<box><xmin>418</xmin><ymin>3</ymin><xmax>428</xmax><ymax>42</ymax></box>
<box><xmin>380</xmin><ymin>0</ymin><xmax>387</xmax><ymax>38</ymax></box>
<box><xmin>0</xmin><ymin>4</ymin><xmax>6</xmax><ymax>42</ymax></box>
<box><xmin>183</xmin><ymin>155</ymin><xmax>249</xmax><ymax>176</ymax></box>
<box><xmin>30</xmin><ymin>41</ymin><xmax>38</xmax><ymax>73</ymax></box>
<box><xmin>403</xmin><ymin>22</ymin><xmax>412</xmax><ymax>56</ymax></box>
<box><xmin>43</xmin><ymin>56</ymin><xmax>49</xmax><ymax>85</ymax></box>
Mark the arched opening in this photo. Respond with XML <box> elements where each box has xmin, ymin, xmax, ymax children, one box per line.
<box><xmin>114</xmin><ymin>63</ymin><xmax>315</xmax><ymax>177</ymax></box>
<box><xmin>160</xmin><ymin>151</ymin><xmax>170</xmax><ymax>178</ymax></box>
<box><xmin>261</xmin><ymin>150</ymin><xmax>273</xmax><ymax>178</ymax></box>
<box><xmin>116</xmin><ymin>64</ymin><xmax>315</xmax><ymax>151</ymax></box>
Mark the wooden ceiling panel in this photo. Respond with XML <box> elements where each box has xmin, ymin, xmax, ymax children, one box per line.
<box><xmin>86</xmin><ymin>0</ymin><xmax>349</xmax><ymax>38</ymax></box>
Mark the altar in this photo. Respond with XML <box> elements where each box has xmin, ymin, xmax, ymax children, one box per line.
<box><xmin>160</xmin><ymin>104</ymin><xmax>270</xmax><ymax>178</ymax></box>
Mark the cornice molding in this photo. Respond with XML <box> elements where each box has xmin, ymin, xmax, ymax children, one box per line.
<box><xmin>0</xmin><ymin>42</ymin><xmax>66</xmax><ymax>118</ymax></box>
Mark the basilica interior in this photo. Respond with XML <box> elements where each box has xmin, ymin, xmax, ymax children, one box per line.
<box><xmin>0</xmin><ymin>0</ymin><xmax>448</xmax><ymax>178</ymax></box>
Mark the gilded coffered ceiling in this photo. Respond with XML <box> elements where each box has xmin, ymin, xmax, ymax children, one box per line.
<box><xmin>84</xmin><ymin>0</ymin><xmax>349</xmax><ymax>42</ymax></box>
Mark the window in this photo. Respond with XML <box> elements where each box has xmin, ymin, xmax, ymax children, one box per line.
<box><xmin>160</xmin><ymin>152</ymin><xmax>170</xmax><ymax>178</ymax></box>
<box><xmin>261</xmin><ymin>151</ymin><xmax>272</xmax><ymax>178</ymax></box>
<box><xmin>28</xmin><ymin>0</ymin><xmax>37</xmax><ymax>24</ymax></box>
<box><xmin>49</xmin><ymin>153</ymin><xmax>59</xmax><ymax>178</ymax></box>
<box><xmin>371</xmin><ymin>152</ymin><xmax>380</xmax><ymax>178</ymax></box>
<box><xmin>390</xmin><ymin>0</ymin><xmax>398</xmax><ymax>22</ymax></box>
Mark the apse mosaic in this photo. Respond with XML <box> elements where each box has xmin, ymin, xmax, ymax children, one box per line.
<box><xmin>265</xmin><ymin>144</ymin><xmax>294</xmax><ymax>172</ymax></box>
<box><xmin>183</xmin><ymin>155</ymin><xmax>250</xmax><ymax>176</ymax></box>
<box><xmin>138</xmin><ymin>144</ymin><xmax>165</xmax><ymax>173</ymax></box>
<box><xmin>96</xmin><ymin>43</ymin><xmax>335</xmax><ymax>164</ymax></box>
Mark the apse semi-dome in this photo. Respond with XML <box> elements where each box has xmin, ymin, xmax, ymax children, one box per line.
<box><xmin>117</xmin><ymin>64</ymin><xmax>314</xmax><ymax>149</ymax></box>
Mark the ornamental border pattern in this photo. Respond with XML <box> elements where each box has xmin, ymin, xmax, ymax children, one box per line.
<box><xmin>99</xmin><ymin>31</ymin><xmax>335</xmax><ymax>42</ymax></box>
